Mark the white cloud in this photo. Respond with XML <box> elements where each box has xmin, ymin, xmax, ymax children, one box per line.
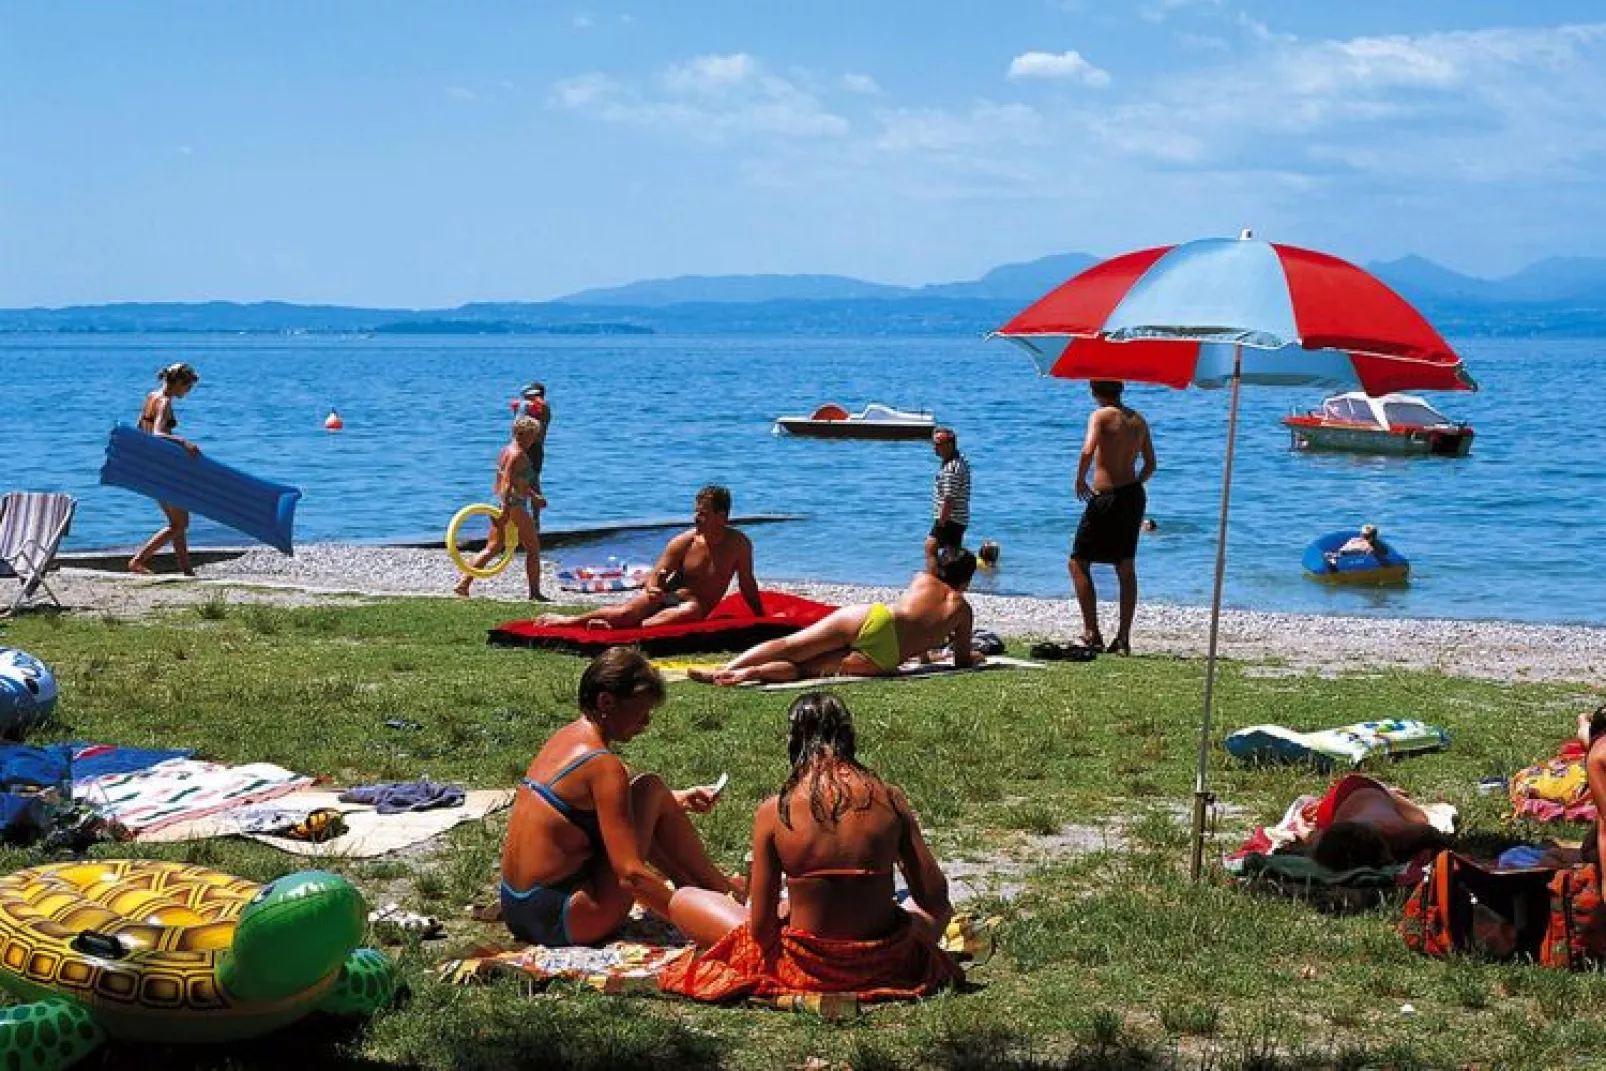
<box><xmin>873</xmin><ymin>102</ymin><xmax>1047</xmax><ymax>154</ymax></box>
<box><xmin>1007</xmin><ymin>50</ymin><xmax>1110</xmax><ymax>87</ymax></box>
<box><xmin>1140</xmin><ymin>0</ymin><xmax>1221</xmax><ymax>24</ymax></box>
<box><xmin>552</xmin><ymin>55</ymin><xmax>847</xmax><ymax>142</ymax></box>
<box><xmin>444</xmin><ymin>86</ymin><xmax>479</xmax><ymax>103</ymax></box>
<box><xmin>571</xmin><ymin>13</ymin><xmax>594</xmax><ymax>30</ymax></box>
<box><xmin>662</xmin><ymin>53</ymin><xmax>756</xmax><ymax>93</ymax></box>
<box><xmin>841</xmin><ymin>73</ymin><xmax>881</xmax><ymax>95</ymax></box>
<box><xmin>551</xmin><ymin>73</ymin><xmax>619</xmax><ymax>109</ymax></box>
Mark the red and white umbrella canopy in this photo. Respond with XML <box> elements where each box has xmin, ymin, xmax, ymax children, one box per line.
<box><xmin>994</xmin><ymin>236</ymin><xmax>1478</xmax><ymax>396</ymax></box>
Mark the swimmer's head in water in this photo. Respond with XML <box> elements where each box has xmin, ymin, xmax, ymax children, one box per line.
<box><xmin>934</xmin><ymin>546</ymin><xmax>978</xmax><ymax>589</ymax></box>
<box><xmin>978</xmin><ymin>540</ymin><xmax>1001</xmax><ymax>566</ymax></box>
<box><xmin>780</xmin><ymin>691</ymin><xmax>868</xmax><ymax>829</ymax></box>
<box><xmin>1310</xmin><ymin>821</ymin><xmax>1393</xmax><ymax>871</ymax></box>
<box><xmin>1141</xmin><ymin>518</ymin><xmax>1158</xmax><ymax>533</ymax></box>
<box><xmin>1361</xmin><ymin>524</ymin><xmax>1379</xmax><ymax>539</ymax></box>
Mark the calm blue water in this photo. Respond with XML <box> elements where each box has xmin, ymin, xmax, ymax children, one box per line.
<box><xmin>2</xmin><ymin>333</ymin><xmax>1600</xmax><ymax>626</ymax></box>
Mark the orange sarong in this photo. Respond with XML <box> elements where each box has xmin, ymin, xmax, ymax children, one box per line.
<box><xmin>658</xmin><ymin>918</ymin><xmax>963</xmax><ymax>1004</ymax></box>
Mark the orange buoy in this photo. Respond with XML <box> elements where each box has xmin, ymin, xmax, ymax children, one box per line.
<box><xmin>324</xmin><ymin>409</ymin><xmax>344</xmax><ymax>431</ymax></box>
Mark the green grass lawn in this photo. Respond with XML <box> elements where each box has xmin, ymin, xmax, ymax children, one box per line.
<box><xmin>4</xmin><ymin>594</ymin><xmax>1605</xmax><ymax>1070</ymax></box>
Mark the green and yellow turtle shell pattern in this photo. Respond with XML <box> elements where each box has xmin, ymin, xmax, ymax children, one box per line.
<box><xmin>0</xmin><ymin>861</ymin><xmax>336</xmax><ymax>1043</ymax></box>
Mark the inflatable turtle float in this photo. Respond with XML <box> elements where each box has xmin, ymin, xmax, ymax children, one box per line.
<box><xmin>0</xmin><ymin>860</ymin><xmax>398</xmax><ymax>1070</ymax></box>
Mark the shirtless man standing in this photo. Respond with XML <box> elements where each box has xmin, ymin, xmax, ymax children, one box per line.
<box><xmin>1069</xmin><ymin>380</ymin><xmax>1157</xmax><ymax>656</ymax></box>
<box><xmin>689</xmin><ymin>547</ymin><xmax>980</xmax><ymax>686</ymax></box>
<box><xmin>535</xmin><ymin>485</ymin><xmax>762</xmax><ymax>630</ymax></box>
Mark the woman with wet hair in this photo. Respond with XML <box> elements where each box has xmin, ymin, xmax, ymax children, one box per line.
<box><xmin>661</xmin><ymin>691</ymin><xmax>961</xmax><ymax>1003</ymax></box>
<box><xmin>128</xmin><ymin>362</ymin><xmax>202</xmax><ymax>575</ymax></box>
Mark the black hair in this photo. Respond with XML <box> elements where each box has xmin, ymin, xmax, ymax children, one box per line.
<box><xmin>1589</xmin><ymin>703</ymin><xmax>1606</xmax><ymax>744</ymax></box>
<box><xmin>777</xmin><ymin>691</ymin><xmax>878</xmax><ymax>829</ymax></box>
<box><xmin>978</xmin><ymin>540</ymin><xmax>1000</xmax><ymax>565</ymax></box>
<box><xmin>934</xmin><ymin>546</ymin><xmax>977</xmax><ymax>589</ymax></box>
<box><xmin>696</xmin><ymin>485</ymin><xmax>732</xmax><ymax>515</ymax></box>
<box><xmin>157</xmin><ymin>363</ymin><xmax>199</xmax><ymax>387</ymax></box>
<box><xmin>1310</xmin><ymin>821</ymin><xmax>1393</xmax><ymax>871</ymax></box>
<box><xmin>577</xmin><ymin>647</ymin><xmax>665</xmax><ymax>715</ymax></box>
<box><xmin>1090</xmin><ymin>379</ymin><xmax>1124</xmax><ymax>400</ymax></box>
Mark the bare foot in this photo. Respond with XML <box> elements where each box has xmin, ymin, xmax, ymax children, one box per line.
<box><xmin>583</xmin><ymin>620</ymin><xmax>614</xmax><ymax>631</ymax></box>
<box><xmin>686</xmin><ymin>667</ymin><xmax>722</xmax><ymax>684</ymax></box>
<box><xmin>712</xmin><ymin>669</ymin><xmax>756</xmax><ymax>687</ymax></box>
<box><xmin>453</xmin><ymin>578</ymin><xmax>472</xmax><ymax>598</ymax></box>
<box><xmin>529</xmin><ymin>592</ymin><xmax>552</xmax><ymax>603</ymax></box>
<box><xmin>127</xmin><ymin>559</ymin><xmax>153</xmax><ymax>575</ymax></box>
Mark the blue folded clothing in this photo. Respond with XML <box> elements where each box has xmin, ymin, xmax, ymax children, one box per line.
<box><xmin>338</xmin><ymin>778</ymin><xmax>465</xmax><ymax>814</ymax></box>
<box><xmin>1496</xmin><ymin>844</ymin><xmax>1552</xmax><ymax>870</ymax></box>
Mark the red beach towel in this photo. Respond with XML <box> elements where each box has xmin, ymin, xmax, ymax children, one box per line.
<box><xmin>658</xmin><ymin>918</ymin><xmax>962</xmax><ymax>1004</ymax></box>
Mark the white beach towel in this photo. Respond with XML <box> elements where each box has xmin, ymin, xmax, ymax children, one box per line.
<box><xmin>74</xmin><ymin>758</ymin><xmax>315</xmax><ymax>837</ymax></box>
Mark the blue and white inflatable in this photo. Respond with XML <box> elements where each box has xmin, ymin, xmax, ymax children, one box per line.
<box><xmin>0</xmin><ymin>648</ymin><xmax>58</xmax><ymax>736</ymax></box>
<box><xmin>1302</xmin><ymin>530</ymin><xmax>1410</xmax><ymax>586</ymax></box>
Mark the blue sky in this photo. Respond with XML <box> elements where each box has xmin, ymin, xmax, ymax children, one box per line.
<box><xmin>3</xmin><ymin>1</ymin><xmax>1602</xmax><ymax>306</ymax></box>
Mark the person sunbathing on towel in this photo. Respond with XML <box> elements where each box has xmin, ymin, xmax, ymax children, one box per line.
<box><xmin>499</xmin><ymin>648</ymin><xmax>746</xmax><ymax>948</ymax></box>
<box><xmin>1303</xmin><ymin>773</ymin><xmax>1451</xmax><ymax>871</ymax></box>
<box><xmin>534</xmin><ymin>484</ymin><xmax>762</xmax><ymax>630</ymax></box>
<box><xmin>659</xmin><ymin>691</ymin><xmax>962</xmax><ymax>1002</ymax></box>
<box><xmin>688</xmin><ymin>547</ymin><xmax>981</xmax><ymax>686</ymax></box>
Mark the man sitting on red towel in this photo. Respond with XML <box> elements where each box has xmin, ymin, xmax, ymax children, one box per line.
<box><xmin>659</xmin><ymin>691</ymin><xmax>962</xmax><ymax>1005</ymax></box>
<box><xmin>536</xmin><ymin>485</ymin><xmax>762</xmax><ymax>630</ymax></box>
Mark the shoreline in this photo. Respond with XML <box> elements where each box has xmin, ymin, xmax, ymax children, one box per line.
<box><xmin>34</xmin><ymin>543</ymin><xmax>1606</xmax><ymax>687</ymax></box>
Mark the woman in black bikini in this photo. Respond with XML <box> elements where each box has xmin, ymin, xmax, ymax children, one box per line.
<box><xmin>128</xmin><ymin>362</ymin><xmax>202</xmax><ymax>576</ymax></box>
<box><xmin>499</xmin><ymin>648</ymin><xmax>743</xmax><ymax>946</ymax></box>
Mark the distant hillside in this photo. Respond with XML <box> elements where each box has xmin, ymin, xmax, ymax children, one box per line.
<box><xmin>5</xmin><ymin>250</ymin><xmax>1606</xmax><ymax>336</ymax></box>
<box><xmin>556</xmin><ymin>273</ymin><xmax>909</xmax><ymax>306</ymax></box>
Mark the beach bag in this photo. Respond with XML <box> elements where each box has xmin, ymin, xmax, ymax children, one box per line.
<box><xmin>1541</xmin><ymin>864</ymin><xmax>1606</xmax><ymax>970</ymax></box>
<box><xmin>1399</xmin><ymin>850</ymin><xmax>1554</xmax><ymax>961</ymax></box>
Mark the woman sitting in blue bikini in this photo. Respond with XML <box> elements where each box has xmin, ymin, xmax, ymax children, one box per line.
<box><xmin>499</xmin><ymin>648</ymin><xmax>745</xmax><ymax>946</ymax></box>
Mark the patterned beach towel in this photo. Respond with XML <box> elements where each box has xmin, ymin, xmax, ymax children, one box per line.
<box><xmin>73</xmin><ymin>757</ymin><xmax>314</xmax><ymax>837</ymax></box>
<box><xmin>1509</xmin><ymin>741</ymin><xmax>1597</xmax><ymax>823</ymax></box>
<box><xmin>441</xmin><ymin>941</ymin><xmax>688</xmax><ymax>996</ymax></box>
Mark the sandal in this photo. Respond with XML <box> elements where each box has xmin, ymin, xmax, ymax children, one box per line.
<box><xmin>1106</xmin><ymin>637</ymin><xmax>1131</xmax><ymax>657</ymax></box>
<box><xmin>1079</xmin><ymin>633</ymin><xmax>1105</xmax><ymax>654</ymax></box>
<box><xmin>369</xmin><ymin>903</ymin><xmax>445</xmax><ymax>941</ymax></box>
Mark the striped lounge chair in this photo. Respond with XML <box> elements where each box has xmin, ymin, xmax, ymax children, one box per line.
<box><xmin>0</xmin><ymin>492</ymin><xmax>76</xmax><ymax>613</ymax></box>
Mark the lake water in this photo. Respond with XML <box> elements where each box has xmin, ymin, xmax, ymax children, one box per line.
<box><xmin>3</xmin><ymin>332</ymin><xmax>1600</xmax><ymax>626</ymax></box>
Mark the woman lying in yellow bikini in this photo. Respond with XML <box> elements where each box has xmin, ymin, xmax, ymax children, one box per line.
<box><xmin>688</xmin><ymin>548</ymin><xmax>982</xmax><ymax>686</ymax></box>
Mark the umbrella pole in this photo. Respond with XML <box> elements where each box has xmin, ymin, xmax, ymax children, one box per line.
<box><xmin>1189</xmin><ymin>343</ymin><xmax>1243</xmax><ymax>881</ymax></box>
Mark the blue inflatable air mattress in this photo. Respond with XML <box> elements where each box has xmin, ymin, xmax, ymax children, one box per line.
<box><xmin>99</xmin><ymin>424</ymin><xmax>301</xmax><ymax>554</ymax></box>
<box><xmin>1302</xmin><ymin>529</ymin><xmax>1409</xmax><ymax>585</ymax></box>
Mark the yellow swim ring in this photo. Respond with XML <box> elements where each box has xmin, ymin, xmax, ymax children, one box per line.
<box><xmin>447</xmin><ymin>502</ymin><xmax>518</xmax><ymax>578</ymax></box>
<box><xmin>0</xmin><ymin>860</ymin><xmax>397</xmax><ymax>1065</ymax></box>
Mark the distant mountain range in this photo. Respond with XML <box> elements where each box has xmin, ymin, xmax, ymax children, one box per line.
<box><xmin>4</xmin><ymin>251</ymin><xmax>1605</xmax><ymax>336</ymax></box>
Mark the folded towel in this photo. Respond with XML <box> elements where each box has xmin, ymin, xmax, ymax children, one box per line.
<box><xmin>339</xmin><ymin>778</ymin><xmax>465</xmax><ymax>814</ymax></box>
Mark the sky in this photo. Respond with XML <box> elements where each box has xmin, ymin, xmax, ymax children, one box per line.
<box><xmin>2</xmin><ymin>1</ymin><xmax>1603</xmax><ymax>307</ymax></box>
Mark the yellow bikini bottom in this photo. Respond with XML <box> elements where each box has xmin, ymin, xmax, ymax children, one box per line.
<box><xmin>852</xmin><ymin>603</ymin><xmax>901</xmax><ymax>673</ymax></box>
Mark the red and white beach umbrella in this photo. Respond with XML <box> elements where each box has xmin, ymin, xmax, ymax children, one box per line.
<box><xmin>991</xmin><ymin>230</ymin><xmax>1477</xmax><ymax>878</ymax></box>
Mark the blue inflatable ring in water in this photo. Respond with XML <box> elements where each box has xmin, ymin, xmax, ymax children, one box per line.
<box><xmin>1302</xmin><ymin>530</ymin><xmax>1410</xmax><ymax>586</ymax></box>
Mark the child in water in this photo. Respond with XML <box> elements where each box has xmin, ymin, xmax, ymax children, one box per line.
<box><xmin>455</xmin><ymin>416</ymin><xmax>547</xmax><ymax>600</ymax></box>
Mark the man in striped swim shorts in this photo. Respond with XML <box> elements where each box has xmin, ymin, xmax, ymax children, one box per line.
<box><xmin>925</xmin><ymin>427</ymin><xmax>971</xmax><ymax>574</ymax></box>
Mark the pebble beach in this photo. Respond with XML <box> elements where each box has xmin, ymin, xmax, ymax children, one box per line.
<box><xmin>39</xmin><ymin>543</ymin><xmax>1606</xmax><ymax>687</ymax></box>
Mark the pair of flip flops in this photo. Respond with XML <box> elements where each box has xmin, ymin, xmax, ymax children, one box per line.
<box><xmin>1029</xmin><ymin>641</ymin><xmax>1099</xmax><ymax>662</ymax></box>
